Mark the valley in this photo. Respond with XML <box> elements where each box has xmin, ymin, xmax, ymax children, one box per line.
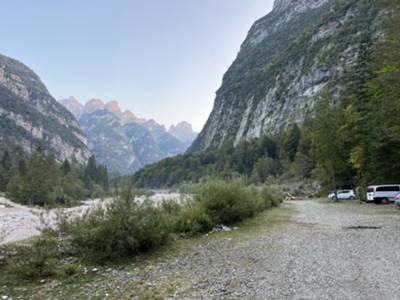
<box><xmin>0</xmin><ymin>0</ymin><xmax>399</xmax><ymax>299</ymax></box>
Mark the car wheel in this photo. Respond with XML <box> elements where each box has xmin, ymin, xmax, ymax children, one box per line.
<box><xmin>349</xmin><ymin>196</ymin><xmax>355</xmax><ymax>200</ymax></box>
<box><xmin>382</xmin><ymin>198</ymin><xmax>390</xmax><ymax>204</ymax></box>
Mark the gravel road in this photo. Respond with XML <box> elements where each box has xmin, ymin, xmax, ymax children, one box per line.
<box><xmin>137</xmin><ymin>200</ymin><xmax>400</xmax><ymax>299</ymax></box>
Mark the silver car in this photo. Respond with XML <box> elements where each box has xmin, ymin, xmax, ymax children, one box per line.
<box><xmin>328</xmin><ymin>190</ymin><xmax>356</xmax><ymax>200</ymax></box>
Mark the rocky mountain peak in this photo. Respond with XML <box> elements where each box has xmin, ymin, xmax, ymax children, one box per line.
<box><xmin>83</xmin><ymin>99</ymin><xmax>104</xmax><ymax>115</ymax></box>
<box><xmin>60</xmin><ymin>96</ymin><xmax>84</xmax><ymax>119</ymax></box>
<box><xmin>168</xmin><ymin>121</ymin><xmax>198</xmax><ymax>147</ymax></box>
<box><xmin>104</xmin><ymin>100</ymin><xmax>122</xmax><ymax>115</ymax></box>
<box><xmin>121</xmin><ymin>110</ymin><xmax>146</xmax><ymax>125</ymax></box>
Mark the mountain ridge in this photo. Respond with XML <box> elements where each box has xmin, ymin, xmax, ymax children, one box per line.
<box><xmin>60</xmin><ymin>97</ymin><xmax>197</xmax><ymax>174</ymax></box>
<box><xmin>0</xmin><ymin>54</ymin><xmax>91</xmax><ymax>164</ymax></box>
<box><xmin>190</xmin><ymin>0</ymin><xmax>381</xmax><ymax>152</ymax></box>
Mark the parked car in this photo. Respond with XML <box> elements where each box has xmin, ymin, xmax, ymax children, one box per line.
<box><xmin>366</xmin><ymin>185</ymin><xmax>400</xmax><ymax>204</ymax></box>
<box><xmin>328</xmin><ymin>190</ymin><xmax>356</xmax><ymax>200</ymax></box>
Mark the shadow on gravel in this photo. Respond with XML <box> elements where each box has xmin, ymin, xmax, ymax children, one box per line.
<box><xmin>343</xmin><ymin>225</ymin><xmax>381</xmax><ymax>230</ymax></box>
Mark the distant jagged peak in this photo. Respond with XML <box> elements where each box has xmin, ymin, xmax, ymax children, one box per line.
<box><xmin>84</xmin><ymin>98</ymin><xmax>105</xmax><ymax>114</ymax></box>
<box><xmin>121</xmin><ymin>110</ymin><xmax>147</xmax><ymax>125</ymax></box>
<box><xmin>169</xmin><ymin>121</ymin><xmax>195</xmax><ymax>133</ymax></box>
<box><xmin>59</xmin><ymin>96</ymin><xmax>84</xmax><ymax>119</ymax></box>
<box><xmin>105</xmin><ymin>100</ymin><xmax>122</xmax><ymax>115</ymax></box>
<box><xmin>168</xmin><ymin>121</ymin><xmax>198</xmax><ymax>146</ymax></box>
<box><xmin>143</xmin><ymin>119</ymin><xmax>166</xmax><ymax>132</ymax></box>
<box><xmin>66</xmin><ymin>95</ymin><xmax>81</xmax><ymax>104</ymax></box>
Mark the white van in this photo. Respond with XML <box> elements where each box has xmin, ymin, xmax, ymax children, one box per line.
<box><xmin>366</xmin><ymin>185</ymin><xmax>400</xmax><ymax>204</ymax></box>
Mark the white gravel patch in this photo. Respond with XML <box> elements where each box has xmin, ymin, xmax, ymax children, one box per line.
<box><xmin>0</xmin><ymin>192</ymin><xmax>187</xmax><ymax>245</ymax></box>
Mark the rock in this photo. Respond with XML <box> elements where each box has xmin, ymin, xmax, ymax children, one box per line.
<box><xmin>189</xmin><ymin>0</ymin><xmax>381</xmax><ymax>152</ymax></box>
<box><xmin>212</xmin><ymin>224</ymin><xmax>232</xmax><ymax>232</ymax></box>
<box><xmin>0</xmin><ymin>54</ymin><xmax>91</xmax><ymax>164</ymax></box>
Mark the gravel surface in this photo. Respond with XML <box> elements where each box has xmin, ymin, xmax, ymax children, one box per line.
<box><xmin>102</xmin><ymin>200</ymin><xmax>399</xmax><ymax>300</ymax></box>
<box><xmin>2</xmin><ymin>200</ymin><xmax>400</xmax><ymax>299</ymax></box>
<box><xmin>155</xmin><ymin>200</ymin><xmax>400</xmax><ymax>299</ymax></box>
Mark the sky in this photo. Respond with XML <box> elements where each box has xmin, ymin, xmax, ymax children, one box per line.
<box><xmin>0</xmin><ymin>0</ymin><xmax>274</xmax><ymax>131</ymax></box>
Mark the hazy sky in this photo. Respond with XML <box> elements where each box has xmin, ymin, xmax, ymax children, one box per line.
<box><xmin>0</xmin><ymin>0</ymin><xmax>274</xmax><ymax>131</ymax></box>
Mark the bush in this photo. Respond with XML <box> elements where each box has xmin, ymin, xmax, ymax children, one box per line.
<box><xmin>195</xmin><ymin>179</ymin><xmax>259</xmax><ymax>225</ymax></box>
<box><xmin>174</xmin><ymin>180</ymin><xmax>284</xmax><ymax>236</ymax></box>
<box><xmin>63</xmin><ymin>189</ymin><xmax>172</xmax><ymax>262</ymax></box>
<box><xmin>175</xmin><ymin>202</ymin><xmax>213</xmax><ymax>235</ymax></box>
<box><xmin>259</xmin><ymin>185</ymin><xmax>284</xmax><ymax>209</ymax></box>
<box><xmin>5</xmin><ymin>235</ymin><xmax>59</xmax><ymax>280</ymax></box>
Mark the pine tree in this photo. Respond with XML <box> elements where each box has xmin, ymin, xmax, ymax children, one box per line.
<box><xmin>282</xmin><ymin>124</ymin><xmax>301</xmax><ymax>162</ymax></box>
<box><xmin>0</xmin><ymin>151</ymin><xmax>12</xmax><ymax>191</ymax></box>
<box><xmin>62</xmin><ymin>159</ymin><xmax>71</xmax><ymax>175</ymax></box>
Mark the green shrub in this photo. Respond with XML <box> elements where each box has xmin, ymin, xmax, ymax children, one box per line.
<box><xmin>5</xmin><ymin>235</ymin><xmax>59</xmax><ymax>280</ymax></box>
<box><xmin>175</xmin><ymin>202</ymin><xmax>213</xmax><ymax>235</ymax></box>
<box><xmin>259</xmin><ymin>185</ymin><xmax>284</xmax><ymax>209</ymax></box>
<box><xmin>64</xmin><ymin>189</ymin><xmax>172</xmax><ymax>262</ymax></box>
<box><xmin>195</xmin><ymin>179</ymin><xmax>259</xmax><ymax>225</ymax></box>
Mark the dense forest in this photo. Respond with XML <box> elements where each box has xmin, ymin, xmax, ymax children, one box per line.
<box><xmin>132</xmin><ymin>0</ymin><xmax>400</xmax><ymax>192</ymax></box>
<box><xmin>0</xmin><ymin>146</ymin><xmax>109</xmax><ymax>206</ymax></box>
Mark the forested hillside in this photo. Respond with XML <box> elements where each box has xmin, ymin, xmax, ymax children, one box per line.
<box><xmin>132</xmin><ymin>0</ymin><xmax>399</xmax><ymax>191</ymax></box>
<box><xmin>0</xmin><ymin>146</ymin><xmax>109</xmax><ymax>206</ymax></box>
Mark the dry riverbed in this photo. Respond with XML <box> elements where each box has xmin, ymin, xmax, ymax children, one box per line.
<box><xmin>0</xmin><ymin>192</ymin><xmax>185</xmax><ymax>245</ymax></box>
<box><xmin>1</xmin><ymin>199</ymin><xmax>400</xmax><ymax>299</ymax></box>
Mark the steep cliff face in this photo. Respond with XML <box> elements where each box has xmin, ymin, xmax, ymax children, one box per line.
<box><xmin>0</xmin><ymin>54</ymin><xmax>91</xmax><ymax>163</ymax></box>
<box><xmin>190</xmin><ymin>0</ymin><xmax>381</xmax><ymax>152</ymax></box>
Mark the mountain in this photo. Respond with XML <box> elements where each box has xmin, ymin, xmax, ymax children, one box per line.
<box><xmin>142</xmin><ymin>120</ymin><xmax>186</xmax><ymax>157</ymax></box>
<box><xmin>83</xmin><ymin>99</ymin><xmax>105</xmax><ymax>115</ymax></box>
<box><xmin>79</xmin><ymin>110</ymin><xmax>140</xmax><ymax>174</ymax></box>
<box><xmin>124</xmin><ymin>122</ymin><xmax>164</xmax><ymax>165</ymax></box>
<box><xmin>0</xmin><ymin>54</ymin><xmax>91</xmax><ymax>163</ymax></box>
<box><xmin>168</xmin><ymin>121</ymin><xmax>198</xmax><ymax>147</ymax></box>
<box><xmin>190</xmin><ymin>0</ymin><xmax>381</xmax><ymax>152</ymax></box>
<box><xmin>60</xmin><ymin>96</ymin><xmax>84</xmax><ymax>119</ymax></box>
<box><xmin>60</xmin><ymin>98</ymin><xmax>190</xmax><ymax>174</ymax></box>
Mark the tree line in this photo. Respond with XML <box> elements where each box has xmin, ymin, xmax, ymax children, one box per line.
<box><xmin>0</xmin><ymin>145</ymin><xmax>109</xmax><ymax>206</ymax></box>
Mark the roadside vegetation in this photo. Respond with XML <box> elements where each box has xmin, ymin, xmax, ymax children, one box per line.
<box><xmin>0</xmin><ymin>145</ymin><xmax>109</xmax><ymax>207</ymax></box>
<box><xmin>0</xmin><ymin>179</ymin><xmax>283</xmax><ymax>284</ymax></box>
